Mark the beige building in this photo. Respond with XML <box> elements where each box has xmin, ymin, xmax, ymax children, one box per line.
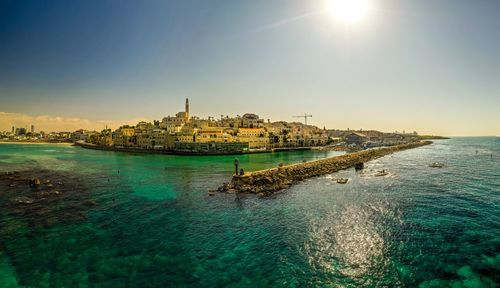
<box><xmin>241</xmin><ymin>113</ymin><xmax>264</xmax><ymax>128</ymax></box>
<box><xmin>113</xmin><ymin>127</ymin><xmax>136</xmax><ymax>147</ymax></box>
<box><xmin>195</xmin><ymin>127</ymin><xmax>233</xmax><ymax>143</ymax></box>
<box><xmin>237</xmin><ymin>128</ymin><xmax>269</xmax><ymax>148</ymax></box>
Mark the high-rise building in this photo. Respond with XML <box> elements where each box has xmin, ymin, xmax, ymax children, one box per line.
<box><xmin>15</xmin><ymin>128</ymin><xmax>26</xmax><ymax>136</ymax></box>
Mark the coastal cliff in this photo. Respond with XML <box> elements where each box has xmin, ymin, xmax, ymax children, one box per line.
<box><xmin>219</xmin><ymin>141</ymin><xmax>432</xmax><ymax>195</ymax></box>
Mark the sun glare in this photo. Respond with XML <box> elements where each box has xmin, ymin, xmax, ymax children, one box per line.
<box><xmin>325</xmin><ymin>0</ymin><xmax>372</xmax><ymax>25</ymax></box>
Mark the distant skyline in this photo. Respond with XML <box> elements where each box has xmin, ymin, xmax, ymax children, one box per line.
<box><xmin>1</xmin><ymin>0</ymin><xmax>499</xmax><ymax>136</ymax></box>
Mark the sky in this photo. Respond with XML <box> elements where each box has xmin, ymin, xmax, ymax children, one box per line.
<box><xmin>0</xmin><ymin>0</ymin><xmax>499</xmax><ymax>136</ymax></box>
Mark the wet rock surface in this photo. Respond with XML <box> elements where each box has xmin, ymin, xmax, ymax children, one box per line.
<box><xmin>219</xmin><ymin>141</ymin><xmax>432</xmax><ymax>195</ymax></box>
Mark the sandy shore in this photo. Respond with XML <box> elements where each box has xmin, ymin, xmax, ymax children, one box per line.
<box><xmin>0</xmin><ymin>141</ymin><xmax>73</xmax><ymax>146</ymax></box>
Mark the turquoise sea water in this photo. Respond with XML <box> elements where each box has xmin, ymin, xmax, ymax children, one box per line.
<box><xmin>0</xmin><ymin>138</ymin><xmax>499</xmax><ymax>287</ymax></box>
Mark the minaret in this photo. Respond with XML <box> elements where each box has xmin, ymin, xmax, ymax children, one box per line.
<box><xmin>185</xmin><ymin>98</ymin><xmax>189</xmax><ymax>120</ymax></box>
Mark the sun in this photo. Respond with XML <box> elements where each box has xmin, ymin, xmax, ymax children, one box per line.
<box><xmin>325</xmin><ymin>0</ymin><xmax>372</xmax><ymax>25</ymax></box>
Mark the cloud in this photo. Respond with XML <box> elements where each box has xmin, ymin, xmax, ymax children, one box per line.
<box><xmin>0</xmin><ymin>112</ymin><xmax>150</xmax><ymax>132</ymax></box>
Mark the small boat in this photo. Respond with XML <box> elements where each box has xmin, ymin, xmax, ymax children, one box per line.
<box><xmin>429</xmin><ymin>162</ymin><xmax>444</xmax><ymax>168</ymax></box>
<box><xmin>336</xmin><ymin>178</ymin><xmax>349</xmax><ymax>184</ymax></box>
<box><xmin>375</xmin><ymin>170</ymin><xmax>388</xmax><ymax>177</ymax></box>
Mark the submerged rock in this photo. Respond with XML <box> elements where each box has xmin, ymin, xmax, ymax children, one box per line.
<box><xmin>82</xmin><ymin>200</ymin><xmax>97</xmax><ymax>207</ymax></box>
<box><xmin>13</xmin><ymin>196</ymin><xmax>35</xmax><ymax>204</ymax></box>
<box><xmin>1</xmin><ymin>168</ymin><xmax>99</xmax><ymax>229</ymax></box>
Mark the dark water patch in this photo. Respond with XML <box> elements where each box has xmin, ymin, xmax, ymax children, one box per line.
<box><xmin>0</xmin><ymin>169</ymin><xmax>98</xmax><ymax>229</ymax></box>
<box><xmin>0</xmin><ymin>169</ymin><xmax>103</xmax><ymax>286</ymax></box>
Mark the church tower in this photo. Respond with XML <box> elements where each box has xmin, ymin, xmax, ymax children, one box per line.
<box><xmin>185</xmin><ymin>98</ymin><xmax>190</xmax><ymax>121</ymax></box>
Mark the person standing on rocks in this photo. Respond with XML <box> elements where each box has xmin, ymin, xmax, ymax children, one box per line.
<box><xmin>234</xmin><ymin>159</ymin><xmax>239</xmax><ymax>176</ymax></box>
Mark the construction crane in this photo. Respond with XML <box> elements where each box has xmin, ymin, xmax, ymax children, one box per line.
<box><xmin>292</xmin><ymin>113</ymin><xmax>313</xmax><ymax>125</ymax></box>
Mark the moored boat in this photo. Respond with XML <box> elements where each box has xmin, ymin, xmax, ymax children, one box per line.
<box><xmin>336</xmin><ymin>178</ymin><xmax>349</xmax><ymax>184</ymax></box>
<box><xmin>429</xmin><ymin>162</ymin><xmax>444</xmax><ymax>168</ymax></box>
<box><xmin>375</xmin><ymin>170</ymin><xmax>388</xmax><ymax>177</ymax></box>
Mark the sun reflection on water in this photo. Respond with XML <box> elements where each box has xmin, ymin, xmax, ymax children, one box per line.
<box><xmin>304</xmin><ymin>203</ymin><xmax>392</xmax><ymax>283</ymax></box>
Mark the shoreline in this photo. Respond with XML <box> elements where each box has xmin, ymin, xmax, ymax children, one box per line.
<box><xmin>75</xmin><ymin>141</ymin><xmax>321</xmax><ymax>156</ymax></box>
<box><xmin>418</xmin><ymin>136</ymin><xmax>450</xmax><ymax>140</ymax></box>
<box><xmin>219</xmin><ymin>141</ymin><xmax>433</xmax><ymax>195</ymax></box>
<box><xmin>0</xmin><ymin>141</ymin><xmax>73</xmax><ymax>145</ymax></box>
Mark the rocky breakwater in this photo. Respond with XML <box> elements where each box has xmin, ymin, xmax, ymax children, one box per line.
<box><xmin>219</xmin><ymin>141</ymin><xmax>432</xmax><ymax>195</ymax></box>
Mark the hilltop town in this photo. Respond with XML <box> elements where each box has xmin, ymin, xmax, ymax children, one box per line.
<box><xmin>1</xmin><ymin>98</ymin><xmax>431</xmax><ymax>154</ymax></box>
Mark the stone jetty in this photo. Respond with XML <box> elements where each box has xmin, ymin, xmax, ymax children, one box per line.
<box><xmin>218</xmin><ymin>141</ymin><xmax>432</xmax><ymax>195</ymax></box>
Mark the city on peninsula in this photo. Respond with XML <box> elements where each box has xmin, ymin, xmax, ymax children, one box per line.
<box><xmin>0</xmin><ymin>98</ymin><xmax>443</xmax><ymax>155</ymax></box>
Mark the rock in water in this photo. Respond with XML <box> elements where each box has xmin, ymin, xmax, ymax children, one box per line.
<box><xmin>355</xmin><ymin>162</ymin><xmax>364</xmax><ymax>170</ymax></box>
<box><xmin>30</xmin><ymin>177</ymin><xmax>41</xmax><ymax>186</ymax></box>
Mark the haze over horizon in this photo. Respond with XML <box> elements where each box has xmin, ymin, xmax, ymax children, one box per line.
<box><xmin>1</xmin><ymin>0</ymin><xmax>499</xmax><ymax>136</ymax></box>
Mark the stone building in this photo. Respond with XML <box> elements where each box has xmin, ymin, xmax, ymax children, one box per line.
<box><xmin>160</xmin><ymin>98</ymin><xmax>190</xmax><ymax>132</ymax></box>
<box><xmin>237</xmin><ymin>128</ymin><xmax>269</xmax><ymax>148</ymax></box>
<box><xmin>194</xmin><ymin>127</ymin><xmax>233</xmax><ymax>143</ymax></box>
<box><xmin>241</xmin><ymin>113</ymin><xmax>264</xmax><ymax>128</ymax></box>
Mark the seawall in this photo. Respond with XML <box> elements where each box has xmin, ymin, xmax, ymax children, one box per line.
<box><xmin>219</xmin><ymin>141</ymin><xmax>432</xmax><ymax>195</ymax></box>
<box><xmin>74</xmin><ymin>142</ymin><xmax>268</xmax><ymax>156</ymax></box>
<box><xmin>75</xmin><ymin>142</ymin><xmax>322</xmax><ymax>156</ymax></box>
